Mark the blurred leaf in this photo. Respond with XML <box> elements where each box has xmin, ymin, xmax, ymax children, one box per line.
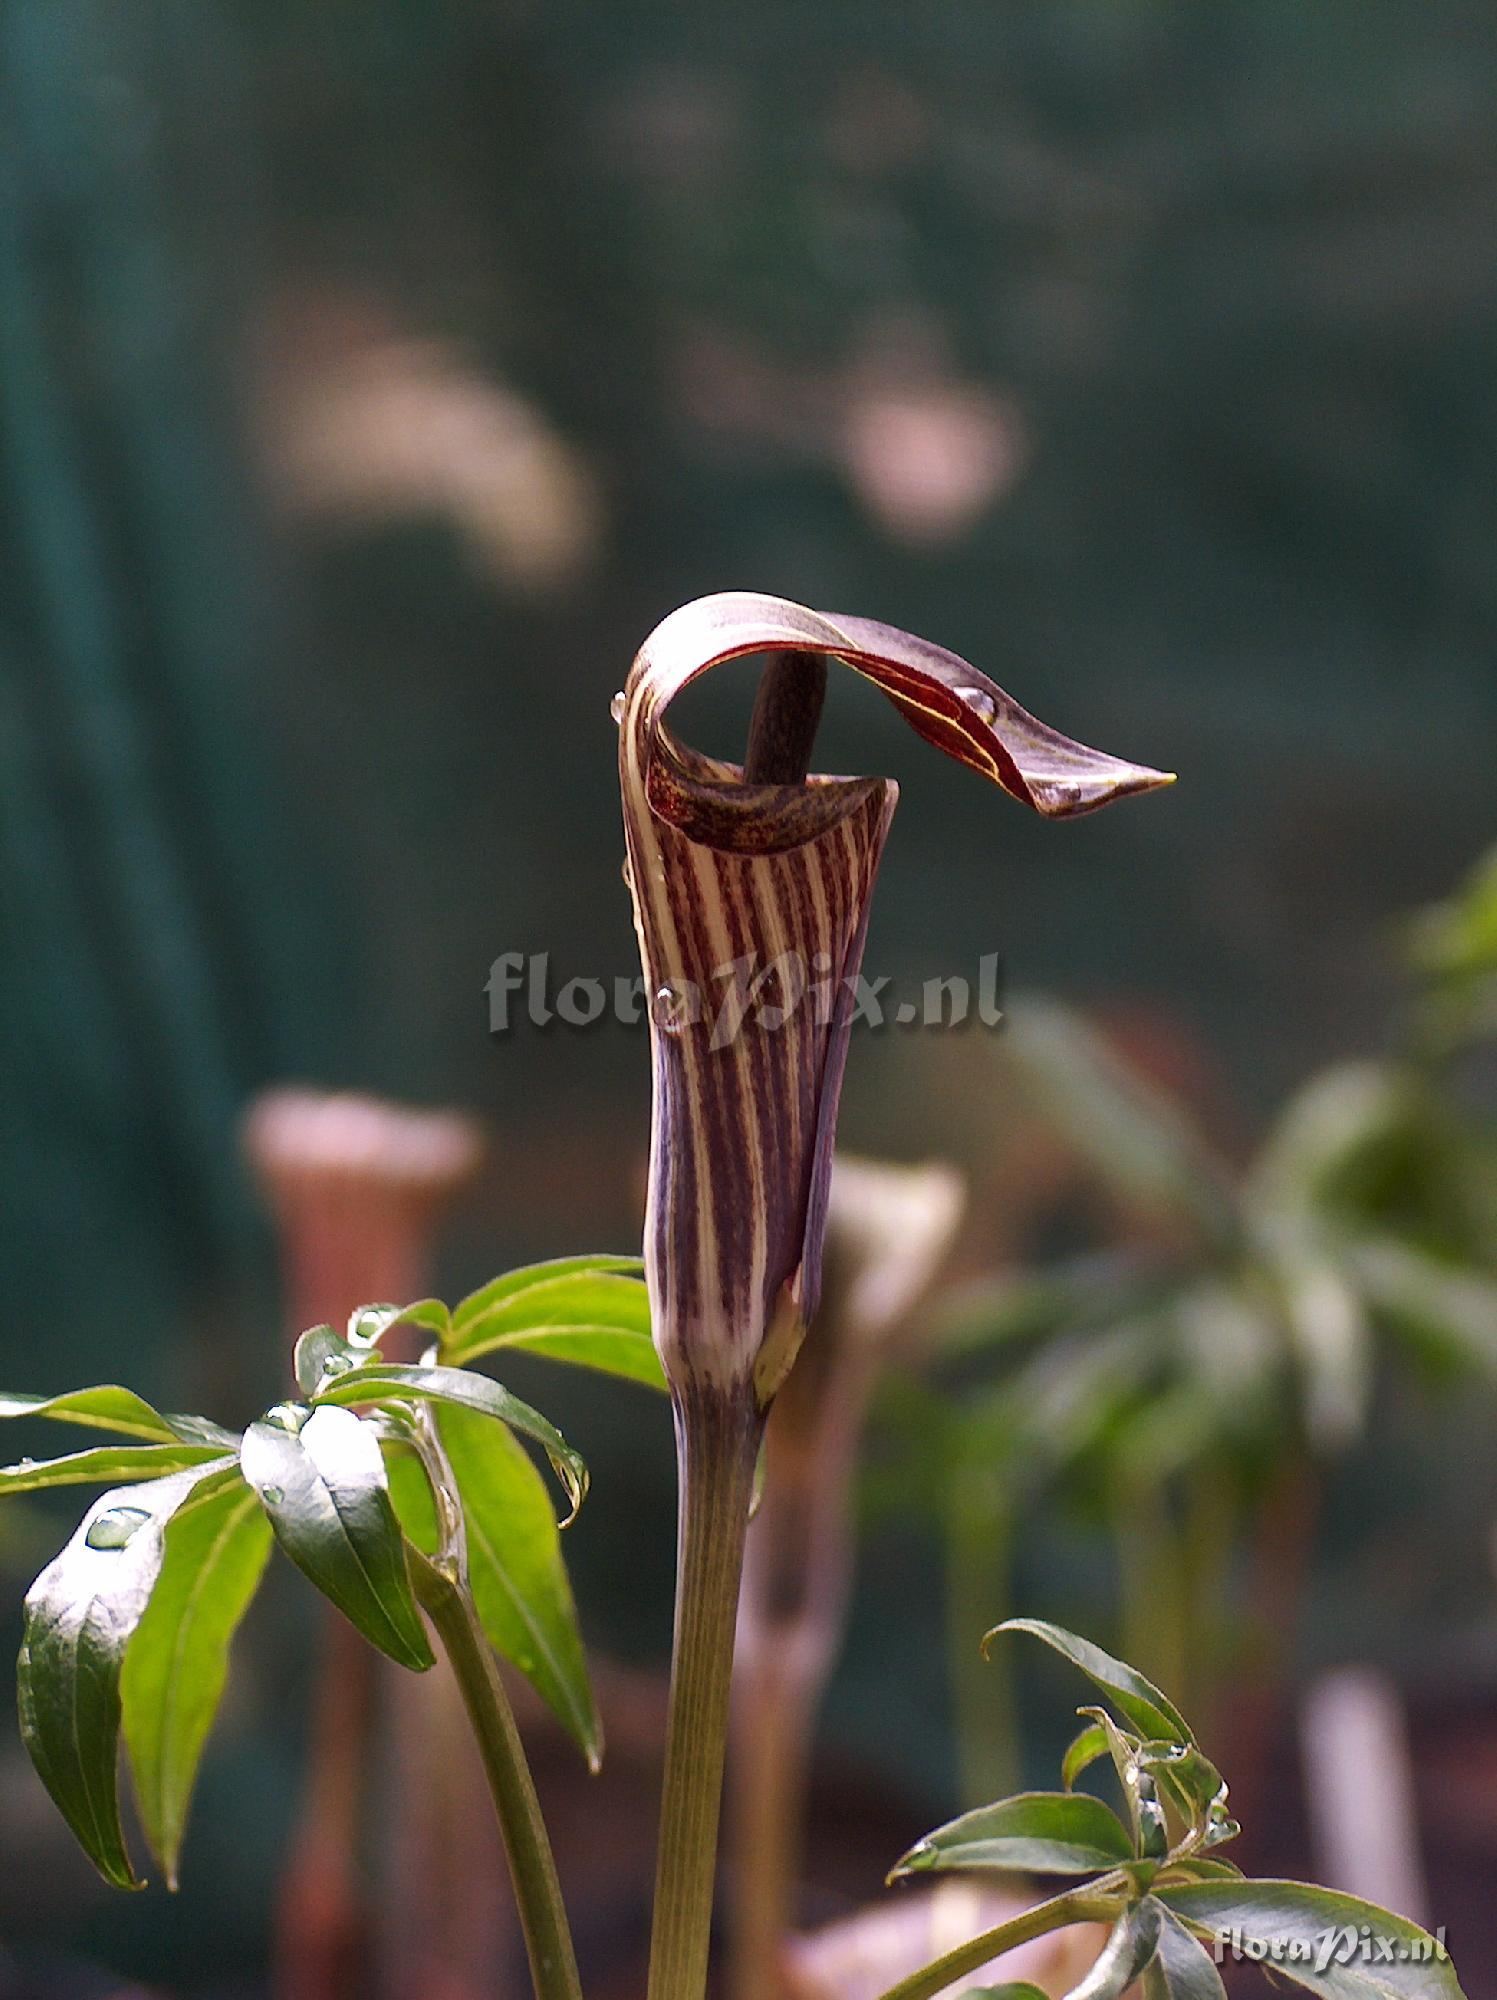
<box><xmin>417</xmin><ymin>1402</ymin><xmax>600</xmax><ymax>1768</ymax></box>
<box><xmin>893</xmin><ymin>1791</ymin><xmax>1134</xmax><ymax>1879</ymax></box>
<box><xmin>1348</xmin><ymin>1238</ymin><xmax>1497</xmax><ymax>1379</ymax></box>
<box><xmin>989</xmin><ymin>1620</ymin><xmax>1191</xmax><ymax>1744</ymax></box>
<box><xmin>0</xmin><ymin>1443</ymin><xmax>225</xmax><ymax>1494</ymax></box>
<box><xmin>1066</xmin><ymin>1900</ymin><xmax>1161</xmax><ymax>2000</ymax></box>
<box><xmin>17</xmin><ymin>1463</ymin><xmax>235</xmax><ymax>1888</ymax></box>
<box><xmin>240</xmin><ymin>1406</ymin><xmax>433</xmax><ymax>1671</ymax></box>
<box><xmin>1141</xmin><ymin>1904</ymin><xmax>1227</xmax><ymax>2000</ymax></box>
<box><xmin>958</xmin><ymin>1988</ymin><xmax>1050</xmax><ymax>2000</ymax></box>
<box><xmin>1273</xmin><ymin>1254</ymin><xmax>1372</xmax><ymax>1451</ymax></box>
<box><xmin>311</xmin><ymin>1361</ymin><xmax>588</xmax><ymax>1522</ymax></box>
<box><xmin>1000</xmin><ymin>998</ymin><xmax>1239</xmax><ymax>1253</ymax></box>
<box><xmin>121</xmin><ymin>1477</ymin><xmax>272</xmax><ymax>1886</ymax></box>
<box><xmin>1156</xmin><ymin>1882</ymin><xmax>1464</xmax><ymax>1999</ymax></box>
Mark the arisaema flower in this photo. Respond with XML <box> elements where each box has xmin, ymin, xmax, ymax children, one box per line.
<box><xmin>617</xmin><ymin>591</ymin><xmax>1172</xmax><ymax>1409</ymax></box>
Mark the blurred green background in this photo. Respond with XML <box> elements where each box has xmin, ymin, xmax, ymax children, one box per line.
<box><xmin>2</xmin><ymin>0</ymin><xmax>1495</xmax><ymax>1991</ymax></box>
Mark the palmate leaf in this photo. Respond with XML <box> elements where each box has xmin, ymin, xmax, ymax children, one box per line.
<box><xmin>987</xmin><ymin>1620</ymin><xmax>1192</xmax><ymax>1745</ymax></box>
<box><xmin>310</xmin><ymin>1361</ymin><xmax>589</xmax><ymax>1522</ymax></box>
<box><xmin>387</xmin><ymin>1402</ymin><xmax>602</xmax><ymax>1768</ymax></box>
<box><xmin>17</xmin><ymin>1462</ymin><xmax>237</xmax><ymax>1887</ymax></box>
<box><xmin>0</xmin><ymin>1443</ymin><xmax>225</xmax><ymax>1494</ymax></box>
<box><xmin>240</xmin><ymin>1406</ymin><xmax>433</xmax><ymax>1671</ymax></box>
<box><xmin>893</xmin><ymin>1793</ymin><xmax>1134</xmax><ymax>1881</ymax></box>
<box><xmin>121</xmin><ymin>1479</ymin><xmax>273</xmax><ymax>1887</ymax></box>
<box><xmin>1156</xmin><ymin>1882</ymin><xmax>1465</xmax><ymax>2000</ymax></box>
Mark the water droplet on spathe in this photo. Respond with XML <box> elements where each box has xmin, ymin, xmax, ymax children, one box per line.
<box><xmin>86</xmin><ymin>1505</ymin><xmax>151</xmax><ymax>1551</ymax></box>
<box><xmin>610</xmin><ymin>691</ymin><xmax>626</xmax><ymax>725</ymax></box>
<box><xmin>653</xmin><ymin>982</ymin><xmax>691</xmax><ymax>1033</ymax></box>
<box><xmin>957</xmin><ymin>685</ymin><xmax>998</xmax><ymax>725</ymax></box>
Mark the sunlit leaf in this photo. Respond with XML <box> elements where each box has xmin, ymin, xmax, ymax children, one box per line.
<box><xmin>893</xmin><ymin>1792</ymin><xmax>1134</xmax><ymax>1880</ymax></box>
<box><xmin>987</xmin><ymin>1620</ymin><xmax>1191</xmax><ymax>1744</ymax></box>
<box><xmin>0</xmin><ymin>1444</ymin><xmax>225</xmax><ymax>1495</ymax></box>
<box><xmin>0</xmin><ymin>1386</ymin><xmax>182</xmax><ymax>1444</ymax></box>
<box><xmin>121</xmin><ymin>1477</ymin><xmax>272</xmax><ymax>1886</ymax></box>
<box><xmin>17</xmin><ymin>1462</ymin><xmax>236</xmax><ymax>1887</ymax></box>
<box><xmin>451</xmin><ymin>1256</ymin><xmax>644</xmax><ymax>1338</ymax></box>
<box><xmin>240</xmin><ymin>1406</ymin><xmax>432</xmax><ymax>1671</ymax></box>
<box><xmin>446</xmin><ymin>1269</ymin><xmax>658</xmax><ymax>1391</ymax></box>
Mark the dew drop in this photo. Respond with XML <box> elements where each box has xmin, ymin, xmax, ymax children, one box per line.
<box><xmin>262</xmin><ymin>1485</ymin><xmax>285</xmax><ymax>1507</ymax></box>
<box><xmin>264</xmin><ymin>1401</ymin><xmax>310</xmax><ymax>1435</ymax></box>
<box><xmin>957</xmin><ymin>685</ymin><xmax>997</xmax><ymax>725</ymax></box>
<box><xmin>653</xmin><ymin>982</ymin><xmax>691</xmax><ymax>1033</ymax></box>
<box><xmin>86</xmin><ymin>1505</ymin><xmax>151</xmax><ymax>1551</ymax></box>
<box><xmin>321</xmin><ymin>1352</ymin><xmax>357</xmax><ymax>1376</ymax></box>
<box><xmin>17</xmin><ymin>1456</ymin><xmax>35</xmax><ymax>1470</ymax></box>
<box><xmin>609</xmin><ymin>691</ymin><xmax>626</xmax><ymax>725</ymax></box>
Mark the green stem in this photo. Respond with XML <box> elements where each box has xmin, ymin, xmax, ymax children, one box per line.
<box><xmin>412</xmin><ymin>1556</ymin><xmax>583</xmax><ymax>2000</ymax></box>
<box><xmin>648</xmin><ymin>1388</ymin><xmax>765</xmax><ymax>2000</ymax></box>
<box><xmin>947</xmin><ymin>1476</ymin><xmax>1018</xmax><ymax>1807</ymax></box>
<box><xmin>870</xmin><ymin>1883</ymin><xmax>1120</xmax><ymax>2000</ymax></box>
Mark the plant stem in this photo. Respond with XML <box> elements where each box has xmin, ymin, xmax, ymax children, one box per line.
<box><xmin>947</xmin><ymin>1477</ymin><xmax>1018</xmax><ymax>1807</ymax></box>
<box><xmin>412</xmin><ymin>1557</ymin><xmax>583</xmax><ymax>2000</ymax></box>
<box><xmin>870</xmin><ymin>1884</ymin><xmax>1120</xmax><ymax>2000</ymax></box>
<box><xmin>648</xmin><ymin>1387</ymin><xmax>765</xmax><ymax>2000</ymax></box>
<box><xmin>728</xmin><ymin>1650</ymin><xmax>814</xmax><ymax>2000</ymax></box>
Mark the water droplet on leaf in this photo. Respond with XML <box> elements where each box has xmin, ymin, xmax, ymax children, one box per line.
<box><xmin>957</xmin><ymin>685</ymin><xmax>997</xmax><ymax>725</ymax></box>
<box><xmin>264</xmin><ymin>1401</ymin><xmax>310</xmax><ymax>1434</ymax></box>
<box><xmin>321</xmin><ymin>1352</ymin><xmax>357</xmax><ymax>1376</ymax></box>
<box><xmin>262</xmin><ymin>1485</ymin><xmax>285</xmax><ymax>1507</ymax></box>
<box><xmin>86</xmin><ymin>1505</ymin><xmax>151</xmax><ymax>1551</ymax></box>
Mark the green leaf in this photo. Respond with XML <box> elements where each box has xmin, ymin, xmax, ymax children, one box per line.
<box><xmin>310</xmin><ymin>1362</ymin><xmax>588</xmax><ymax>1523</ymax></box>
<box><xmin>348</xmin><ymin>1299</ymin><xmax>453</xmax><ymax>1348</ymax></box>
<box><xmin>1141</xmin><ymin>1903</ymin><xmax>1227</xmax><ymax>2000</ymax></box>
<box><xmin>1000</xmin><ymin>998</ymin><xmax>1239</xmax><ymax>1254</ymax></box>
<box><xmin>1156</xmin><ymin>1882</ymin><xmax>1465</xmax><ymax>2000</ymax></box>
<box><xmin>1137</xmin><ymin>1742</ymin><xmax>1228</xmax><ymax>1824</ymax></box>
<box><xmin>1068</xmin><ymin>1900</ymin><xmax>1161</xmax><ymax>2000</ymax></box>
<box><xmin>0</xmin><ymin>1443</ymin><xmax>226</xmax><ymax>1495</ymax></box>
<box><xmin>987</xmin><ymin>1621</ymin><xmax>1191</xmax><ymax>1744</ymax></box>
<box><xmin>17</xmin><ymin>1463</ymin><xmax>235</xmax><ymax>1888</ymax></box>
<box><xmin>958</xmin><ymin>1988</ymin><xmax>1051</xmax><ymax>2000</ymax></box>
<box><xmin>0</xmin><ymin>1386</ymin><xmax>183</xmax><ymax>1443</ymax></box>
<box><xmin>1159</xmin><ymin>1858</ymin><xmax>1243</xmax><ymax>1884</ymax></box>
<box><xmin>445</xmin><ymin>1267</ymin><xmax>656</xmax><ymax>1384</ymax></box>
<box><xmin>390</xmin><ymin>1404</ymin><xmax>602</xmax><ymax>1768</ymax></box>
<box><xmin>893</xmin><ymin>1792</ymin><xmax>1135</xmax><ymax>1880</ymax></box>
<box><xmin>1062</xmin><ymin>1722</ymin><xmax>1112</xmax><ymax>1791</ymax></box>
<box><xmin>121</xmin><ymin>1478</ymin><xmax>272</xmax><ymax>1886</ymax></box>
<box><xmin>451</xmin><ymin>1255</ymin><xmax>644</xmax><ymax>1335</ymax></box>
<box><xmin>240</xmin><ymin>1406</ymin><xmax>433</xmax><ymax>1671</ymax></box>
